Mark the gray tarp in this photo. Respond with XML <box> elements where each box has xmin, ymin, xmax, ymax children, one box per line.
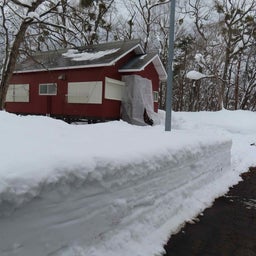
<box><xmin>121</xmin><ymin>75</ymin><xmax>157</xmax><ymax>126</ymax></box>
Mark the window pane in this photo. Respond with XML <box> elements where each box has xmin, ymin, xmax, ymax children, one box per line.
<box><xmin>48</xmin><ymin>84</ymin><xmax>57</xmax><ymax>95</ymax></box>
<box><xmin>39</xmin><ymin>83</ymin><xmax>57</xmax><ymax>95</ymax></box>
<box><xmin>39</xmin><ymin>84</ymin><xmax>48</xmax><ymax>94</ymax></box>
<box><xmin>153</xmin><ymin>91</ymin><xmax>159</xmax><ymax>102</ymax></box>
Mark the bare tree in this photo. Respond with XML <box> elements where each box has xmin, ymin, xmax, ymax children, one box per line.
<box><xmin>23</xmin><ymin>0</ymin><xmax>115</xmax><ymax>50</ymax></box>
<box><xmin>0</xmin><ymin>0</ymin><xmax>116</xmax><ymax>110</ymax></box>
<box><xmin>0</xmin><ymin>0</ymin><xmax>55</xmax><ymax>109</ymax></box>
<box><xmin>121</xmin><ymin>0</ymin><xmax>170</xmax><ymax>52</ymax></box>
<box><xmin>177</xmin><ymin>0</ymin><xmax>256</xmax><ymax>111</ymax></box>
<box><xmin>214</xmin><ymin>0</ymin><xmax>256</xmax><ymax>109</ymax></box>
<box><xmin>239</xmin><ymin>45</ymin><xmax>256</xmax><ymax>110</ymax></box>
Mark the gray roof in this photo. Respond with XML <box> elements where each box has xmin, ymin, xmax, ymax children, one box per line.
<box><xmin>14</xmin><ymin>39</ymin><xmax>167</xmax><ymax>81</ymax></box>
<box><xmin>119</xmin><ymin>52</ymin><xmax>167</xmax><ymax>81</ymax></box>
<box><xmin>15</xmin><ymin>39</ymin><xmax>144</xmax><ymax>73</ymax></box>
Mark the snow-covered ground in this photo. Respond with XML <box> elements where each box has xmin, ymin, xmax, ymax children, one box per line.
<box><xmin>0</xmin><ymin>110</ymin><xmax>256</xmax><ymax>256</ymax></box>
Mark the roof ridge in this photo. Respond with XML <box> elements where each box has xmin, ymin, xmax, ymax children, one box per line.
<box><xmin>77</xmin><ymin>39</ymin><xmax>142</xmax><ymax>52</ymax></box>
<box><xmin>25</xmin><ymin>39</ymin><xmax>142</xmax><ymax>57</ymax></box>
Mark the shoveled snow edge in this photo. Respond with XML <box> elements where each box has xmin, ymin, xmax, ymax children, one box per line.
<box><xmin>0</xmin><ymin>136</ymin><xmax>234</xmax><ymax>256</ymax></box>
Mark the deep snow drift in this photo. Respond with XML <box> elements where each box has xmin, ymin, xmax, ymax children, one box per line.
<box><xmin>0</xmin><ymin>110</ymin><xmax>256</xmax><ymax>256</ymax></box>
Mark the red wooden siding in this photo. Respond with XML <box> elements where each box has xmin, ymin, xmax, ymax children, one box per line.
<box><xmin>7</xmin><ymin>67</ymin><xmax>122</xmax><ymax>120</ymax></box>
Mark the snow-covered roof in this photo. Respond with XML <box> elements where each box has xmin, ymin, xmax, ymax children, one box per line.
<box><xmin>14</xmin><ymin>39</ymin><xmax>144</xmax><ymax>73</ymax></box>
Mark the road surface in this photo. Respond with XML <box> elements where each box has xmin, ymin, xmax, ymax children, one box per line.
<box><xmin>163</xmin><ymin>167</ymin><xmax>256</xmax><ymax>256</ymax></box>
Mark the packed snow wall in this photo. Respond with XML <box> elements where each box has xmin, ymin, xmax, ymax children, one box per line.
<box><xmin>0</xmin><ymin>137</ymin><xmax>232</xmax><ymax>256</ymax></box>
<box><xmin>121</xmin><ymin>75</ymin><xmax>156</xmax><ymax>125</ymax></box>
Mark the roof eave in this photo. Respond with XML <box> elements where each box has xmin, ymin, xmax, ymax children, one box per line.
<box><xmin>13</xmin><ymin>62</ymin><xmax>117</xmax><ymax>74</ymax></box>
<box><xmin>152</xmin><ymin>55</ymin><xmax>167</xmax><ymax>81</ymax></box>
<box><xmin>119</xmin><ymin>54</ymin><xmax>167</xmax><ymax>81</ymax></box>
<box><xmin>118</xmin><ymin>55</ymin><xmax>155</xmax><ymax>73</ymax></box>
<box><xmin>112</xmin><ymin>43</ymin><xmax>144</xmax><ymax>63</ymax></box>
<box><xmin>118</xmin><ymin>68</ymin><xmax>143</xmax><ymax>73</ymax></box>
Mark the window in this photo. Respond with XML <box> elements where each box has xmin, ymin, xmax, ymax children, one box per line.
<box><xmin>39</xmin><ymin>83</ymin><xmax>57</xmax><ymax>95</ymax></box>
<box><xmin>67</xmin><ymin>81</ymin><xmax>102</xmax><ymax>104</ymax></box>
<box><xmin>153</xmin><ymin>91</ymin><xmax>159</xmax><ymax>103</ymax></box>
<box><xmin>6</xmin><ymin>84</ymin><xmax>29</xmax><ymax>102</ymax></box>
<box><xmin>105</xmin><ymin>77</ymin><xmax>125</xmax><ymax>101</ymax></box>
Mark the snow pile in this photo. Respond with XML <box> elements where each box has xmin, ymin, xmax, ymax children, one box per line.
<box><xmin>18</xmin><ymin>0</ymin><xmax>35</xmax><ymax>6</ymax></box>
<box><xmin>171</xmin><ymin>110</ymin><xmax>256</xmax><ymax>172</ymax></box>
<box><xmin>26</xmin><ymin>11</ymin><xmax>40</xmax><ymax>20</ymax></box>
<box><xmin>186</xmin><ymin>70</ymin><xmax>212</xmax><ymax>80</ymax></box>
<box><xmin>62</xmin><ymin>48</ymin><xmax>120</xmax><ymax>61</ymax></box>
<box><xmin>0</xmin><ymin>110</ymin><xmax>256</xmax><ymax>256</ymax></box>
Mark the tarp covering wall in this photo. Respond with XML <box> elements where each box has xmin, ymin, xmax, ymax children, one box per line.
<box><xmin>121</xmin><ymin>75</ymin><xmax>156</xmax><ymax>125</ymax></box>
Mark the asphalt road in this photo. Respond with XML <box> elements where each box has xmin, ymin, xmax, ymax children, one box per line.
<box><xmin>163</xmin><ymin>167</ymin><xmax>256</xmax><ymax>256</ymax></box>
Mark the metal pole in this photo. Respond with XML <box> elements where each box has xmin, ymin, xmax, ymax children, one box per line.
<box><xmin>165</xmin><ymin>0</ymin><xmax>176</xmax><ymax>131</ymax></box>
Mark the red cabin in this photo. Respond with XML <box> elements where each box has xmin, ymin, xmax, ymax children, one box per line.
<box><xmin>6</xmin><ymin>39</ymin><xmax>167</xmax><ymax>124</ymax></box>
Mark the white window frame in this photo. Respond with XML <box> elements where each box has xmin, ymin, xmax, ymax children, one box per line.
<box><xmin>39</xmin><ymin>83</ymin><xmax>57</xmax><ymax>95</ymax></box>
<box><xmin>6</xmin><ymin>84</ymin><xmax>30</xmax><ymax>102</ymax></box>
<box><xmin>105</xmin><ymin>77</ymin><xmax>125</xmax><ymax>101</ymax></box>
<box><xmin>67</xmin><ymin>81</ymin><xmax>103</xmax><ymax>104</ymax></box>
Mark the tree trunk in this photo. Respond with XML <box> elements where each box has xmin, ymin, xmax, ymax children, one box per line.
<box><xmin>234</xmin><ymin>52</ymin><xmax>242</xmax><ymax>110</ymax></box>
<box><xmin>219</xmin><ymin>44</ymin><xmax>231</xmax><ymax>110</ymax></box>
<box><xmin>0</xmin><ymin>22</ymin><xmax>30</xmax><ymax>110</ymax></box>
<box><xmin>0</xmin><ymin>0</ymin><xmax>44</xmax><ymax>110</ymax></box>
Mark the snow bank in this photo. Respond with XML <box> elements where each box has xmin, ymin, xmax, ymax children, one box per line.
<box><xmin>0</xmin><ymin>110</ymin><xmax>255</xmax><ymax>256</ymax></box>
<box><xmin>0</xmin><ymin>132</ymin><xmax>231</xmax><ymax>256</ymax></box>
<box><xmin>171</xmin><ymin>110</ymin><xmax>256</xmax><ymax>172</ymax></box>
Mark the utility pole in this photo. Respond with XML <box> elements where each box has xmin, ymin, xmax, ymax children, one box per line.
<box><xmin>165</xmin><ymin>0</ymin><xmax>176</xmax><ymax>131</ymax></box>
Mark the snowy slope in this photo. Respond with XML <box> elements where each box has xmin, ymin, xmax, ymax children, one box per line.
<box><xmin>0</xmin><ymin>110</ymin><xmax>256</xmax><ymax>256</ymax></box>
